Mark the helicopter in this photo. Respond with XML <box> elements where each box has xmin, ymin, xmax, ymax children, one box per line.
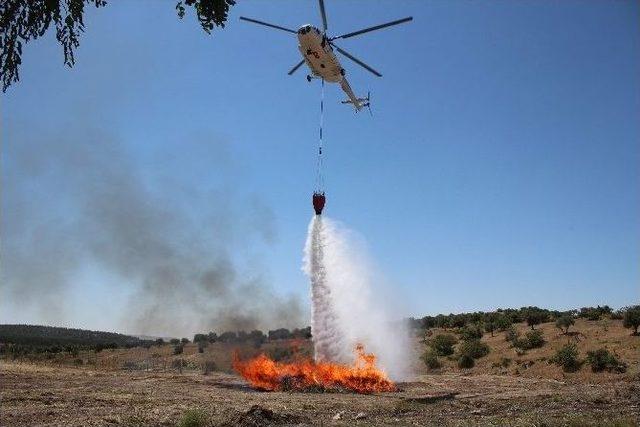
<box><xmin>240</xmin><ymin>0</ymin><xmax>412</xmax><ymax>111</ymax></box>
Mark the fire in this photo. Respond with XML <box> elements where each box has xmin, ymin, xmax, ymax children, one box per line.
<box><xmin>233</xmin><ymin>344</ymin><xmax>396</xmax><ymax>394</ymax></box>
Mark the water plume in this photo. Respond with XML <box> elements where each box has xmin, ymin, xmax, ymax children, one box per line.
<box><xmin>303</xmin><ymin>215</ymin><xmax>410</xmax><ymax>380</ymax></box>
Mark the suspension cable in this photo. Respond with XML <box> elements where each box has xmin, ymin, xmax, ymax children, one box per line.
<box><xmin>316</xmin><ymin>78</ymin><xmax>325</xmax><ymax>192</ymax></box>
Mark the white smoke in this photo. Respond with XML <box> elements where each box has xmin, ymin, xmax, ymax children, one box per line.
<box><xmin>303</xmin><ymin>216</ymin><xmax>410</xmax><ymax>380</ymax></box>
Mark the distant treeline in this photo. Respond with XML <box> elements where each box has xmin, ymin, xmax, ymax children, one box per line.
<box><xmin>0</xmin><ymin>324</ymin><xmax>152</xmax><ymax>356</ymax></box>
<box><xmin>0</xmin><ymin>324</ymin><xmax>313</xmax><ymax>357</ymax></box>
<box><xmin>192</xmin><ymin>326</ymin><xmax>312</xmax><ymax>346</ymax></box>
<box><xmin>406</xmin><ymin>305</ymin><xmax>625</xmax><ymax>331</ymax></box>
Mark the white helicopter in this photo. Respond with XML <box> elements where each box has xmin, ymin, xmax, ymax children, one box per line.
<box><xmin>240</xmin><ymin>0</ymin><xmax>412</xmax><ymax>111</ymax></box>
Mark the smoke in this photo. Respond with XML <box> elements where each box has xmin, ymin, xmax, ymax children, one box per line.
<box><xmin>1</xmin><ymin>124</ymin><xmax>303</xmax><ymax>336</ymax></box>
<box><xmin>303</xmin><ymin>216</ymin><xmax>410</xmax><ymax>380</ymax></box>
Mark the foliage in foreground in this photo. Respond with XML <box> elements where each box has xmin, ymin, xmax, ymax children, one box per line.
<box><xmin>513</xmin><ymin>330</ymin><xmax>545</xmax><ymax>351</ymax></box>
<box><xmin>429</xmin><ymin>334</ymin><xmax>458</xmax><ymax>356</ymax></box>
<box><xmin>586</xmin><ymin>348</ymin><xmax>627</xmax><ymax>373</ymax></box>
<box><xmin>0</xmin><ymin>0</ymin><xmax>236</xmax><ymax>92</ymax></box>
<box><xmin>550</xmin><ymin>343</ymin><xmax>581</xmax><ymax>372</ymax></box>
<box><xmin>178</xmin><ymin>409</ymin><xmax>209</xmax><ymax>427</ymax></box>
<box><xmin>421</xmin><ymin>349</ymin><xmax>442</xmax><ymax>370</ymax></box>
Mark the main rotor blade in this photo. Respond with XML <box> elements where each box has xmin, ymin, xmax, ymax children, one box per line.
<box><xmin>330</xmin><ymin>16</ymin><xmax>413</xmax><ymax>40</ymax></box>
<box><xmin>331</xmin><ymin>43</ymin><xmax>382</xmax><ymax>77</ymax></box>
<box><xmin>239</xmin><ymin>16</ymin><xmax>297</xmax><ymax>34</ymax></box>
<box><xmin>318</xmin><ymin>0</ymin><xmax>328</xmax><ymax>33</ymax></box>
<box><xmin>288</xmin><ymin>59</ymin><xmax>305</xmax><ymax>75</ymax></box>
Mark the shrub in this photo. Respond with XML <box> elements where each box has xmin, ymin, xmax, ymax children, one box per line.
<box><xmin>495</xmin><ymin>314</ymin><xmax>512</xmax><ymax>331</ymax></box>
<box><xmin>458</xmin><ymin>339</ymin><xmax>490</xmax><ymax>359</ymax></box>
<box><xmin>586</xmin><ymin>348</ymin><xmax>627</xmax><ymax>373</ymax></box>
<box><xmin>550</xmin><ymin>343</ymin><xmax>581</xmax><ymax>372</ymax></box>
<box><xmin>457</xmin><ymin>354</ymin><xmax>474</xmax><ymax>368</ymax></box>
<box><xmin>623</xmin><ymin>306</ymin><xmax>640</xmax><ymax>335</ymax></box>
<box><xmin>514</xmin><ymin>330</ymin><xmax>545</xmax><ymax>350</ymax></box>
<box><xmin>524</xmin><ymin>330</ymin><xmax>545</xmax><ymax>349</ymax></box>
<box><xmin>171</xmin><ymin>359</ymin><xmax>187</xmax><ymax>371</ymax></box>
<box><xmin>170</xmin><ymin>338</ymin><xmax>180</xmax><ymax>345</ymax></box>
<box><xmin>178</xmin><ymin>409</ymin><xmax>209</xmax><ymax>427</ymax></box>
<box><xmin>173</xmin><ymin>344</ymin><xmax>184</xmax><ymax>355</ymax></box>
<box><xmin>430</xmin><ymin>334</ymin><xmax>457</xmax><ymax>356</ymax></box>
<box><xmin>421</xmin><ymin>349</ymin><xmax>442</xmax><ymax>370</ymax></box>
<box><xmin>505</xmin><ymin>326</ymin><xmax>519</xmax><ymax>343</ymax></box>
<box><xmin>202</xmin><ymin>360</ymin><xmax>217</xmax><ymax>375</ymax></box>
<box><xmin>267</xmin><ymin>346</ymin><xmax>293</xmax><ymax>362</ymax></box>
<box><xmin>555</xmin><ymin>315</ymin><xmax>575</xmax><ymax>334</ymax></box>
<box><xmin>460</xmin><ymin>324</ymin><xmax>484</xmax><ymax>341</ymax></box>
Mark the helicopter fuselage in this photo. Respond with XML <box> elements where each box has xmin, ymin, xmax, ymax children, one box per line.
<box><xmin>297</xmin><ymin>24</ymin><xmax>343</xmax><ymax>83</ymax></box>
<box><xmin>296</xmin><ymin>24</ymin><xmax>364</xmax><ymax>110</ymax></box>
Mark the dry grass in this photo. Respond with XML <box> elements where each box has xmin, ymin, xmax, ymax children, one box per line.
<box><xmin>416</xmin><ymin>318</ymin><xmax>640</xmax><ymax>381</ymax></box>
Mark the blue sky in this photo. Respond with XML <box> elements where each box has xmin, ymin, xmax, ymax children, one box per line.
<box><xmin>2</xmin><ymin>0</ymin><xmax>639</xmax><ymax>331</ymax></box>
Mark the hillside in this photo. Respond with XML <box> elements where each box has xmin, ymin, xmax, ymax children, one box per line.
<box><xmin>0</xmin><ymin>324</ymin><xmax>149</xmax><ymax>348</ymax></box>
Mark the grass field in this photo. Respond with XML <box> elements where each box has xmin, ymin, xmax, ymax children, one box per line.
<box><xmin>1</xmin><ymin>318</ymin><xmax>639</xmax><ymax>426</ymax></box>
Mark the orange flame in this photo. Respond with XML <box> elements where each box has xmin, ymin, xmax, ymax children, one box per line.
<box><xmin>233</xmin><ymin>344</ymin><xmax>396</xmax><ymax>394</ymax></box>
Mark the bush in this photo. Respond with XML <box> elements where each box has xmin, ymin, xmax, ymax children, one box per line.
<box><xmin>422</xmin><ymin>349</ymin><xmax>442</xmax><ymax>370</ymax></box>
<box><xmin>622</xmin><ymin>306</ymin><xmax>640</xmax><ymax>335</ymax></box>
<box><xmin>267</xmin><ymin>346</ymin><xmax>293</xmax><ymax>362</ymax></box>
<box><xmin>458</xmin><ymin>338</ymin><xmax>490</xmax><ymax>359</ymax></box>
<box><xmin>586</xmin><ymin>348</ymin><xmax>627</xmax><ymax>373</ymax></box>
<box><xmin>460</xmin><ymin>324</ymin><xmax>483</xmax><ymax>341</ymax></box>
<box><xmin>555</xmin><ymin>315</ymin><xmax>575</xmax><ymax>334</ymax></box>
<box><xmin>430</xmin><ymin>334</ymin><xmax>457</xmax><ymax>356</ymax></box>
<box><xmin>173</xmin><ymin>344</ymin><xmax>184</xmax><ymax>355</ymax></box>
<box><xmin>457</xmin><ymin>354</ymin><xmax>474</xmax><ymax>369</ymax></box>
<box><xmin>202</xmin><ymin>360</ymin><xmax>217</xmax><ymax>375</ymax></box>
<box><xmin>170</xmin><ymin>338</ymin><xmax>180</xmax><ymax>345</ymax></box>
<box><xmin>550</xmin><ymin>343</ymin><xmax>581</xmax><ymax>372</ymax></box>
<box><xmin>178</xmin><ymin>409</ymin><xmax>209</xmax><ymax>427</ymax></box>
<box><xmin>495</xmin><ymin>314</ymin><xmax>512</xmax><ymax>331</ymax></box>
<box><xmin>514</xmin><ymin>330</ymin><xmax>545</xmax><ymax>350</ymax></box>
<box><xmin>505</xmin><ymin>326</ymin><xmax>519</xmax><ymax>343</ymax></box>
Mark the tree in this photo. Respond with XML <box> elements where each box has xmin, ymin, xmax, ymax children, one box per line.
<box><xmin>555</xmin><ymin>315</ymin><xmax>575</xmax><ymax>335</ymax></box>
<box><xmin>429</xmin><ymin>334</ymin><xmax>457</xmax><ymax>357</ymax></box>
<box><xmin>169</xmin><ymin>338</ymin><xmax>180</xmax><ymax>345</ymax></box>
<box><xmin>484</xmin><ymin>321</ymin><xmax>496</xmax><ymax>337</ymax></box>
<box><xmin>193</xmin><ymin>334</ymin><xmax>207</xmax><ymax>343</ymax></box>
<box><xmin>0</xmin><ymin>0</ymin><xmax>236</xmax><ymax>92</ymax></box>
<box><xmin>623</xmin><ymin>306</ymin><xmax>640</xmax><ymax>335</ymax></box>
<box><xmin>180</xmin><ymin>337</ymin><xmax>189</xmax><ymax>344</ymax></box>
<box><xmin>523</xmin><ymin>308</ymin><xmax>548</xmax><ymax>330</ymax></box>
<box><xmin>460</xmin><ymin>324</ymin><xmax>483</xmax><ymax>341</ymax></box>
<box><xmin>494</xmin><ymin>314</ymin><xmax>512</xmax><ymax>332</ymax></box>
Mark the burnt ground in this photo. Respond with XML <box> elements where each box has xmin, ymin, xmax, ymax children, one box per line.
<box><xmin>1</xmin><ymin>362</ymin><xmax>639</xmax><ymax>426</ymax></box>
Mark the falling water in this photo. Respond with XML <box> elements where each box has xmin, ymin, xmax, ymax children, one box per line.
<box><xmin>303</xmin><ymin>216</ymin><xmax>344</xmax><ymax>362</ymax></box>
<box><xmin>303</xmin><ymin>215</ymin><xmax>411</xmax><ymax>379</ymax></box>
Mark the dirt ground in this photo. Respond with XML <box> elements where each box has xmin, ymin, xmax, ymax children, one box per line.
<box><xmin>2</xmin><ymin>361</ymin><xmax>639</xmax><ymax>427</ymax></box>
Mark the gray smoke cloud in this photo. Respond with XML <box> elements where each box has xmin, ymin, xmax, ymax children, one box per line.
<box><xmin>1</xmin><ymin>123</ymin><xmax>303</xmax><ymax>337</ymax></box>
